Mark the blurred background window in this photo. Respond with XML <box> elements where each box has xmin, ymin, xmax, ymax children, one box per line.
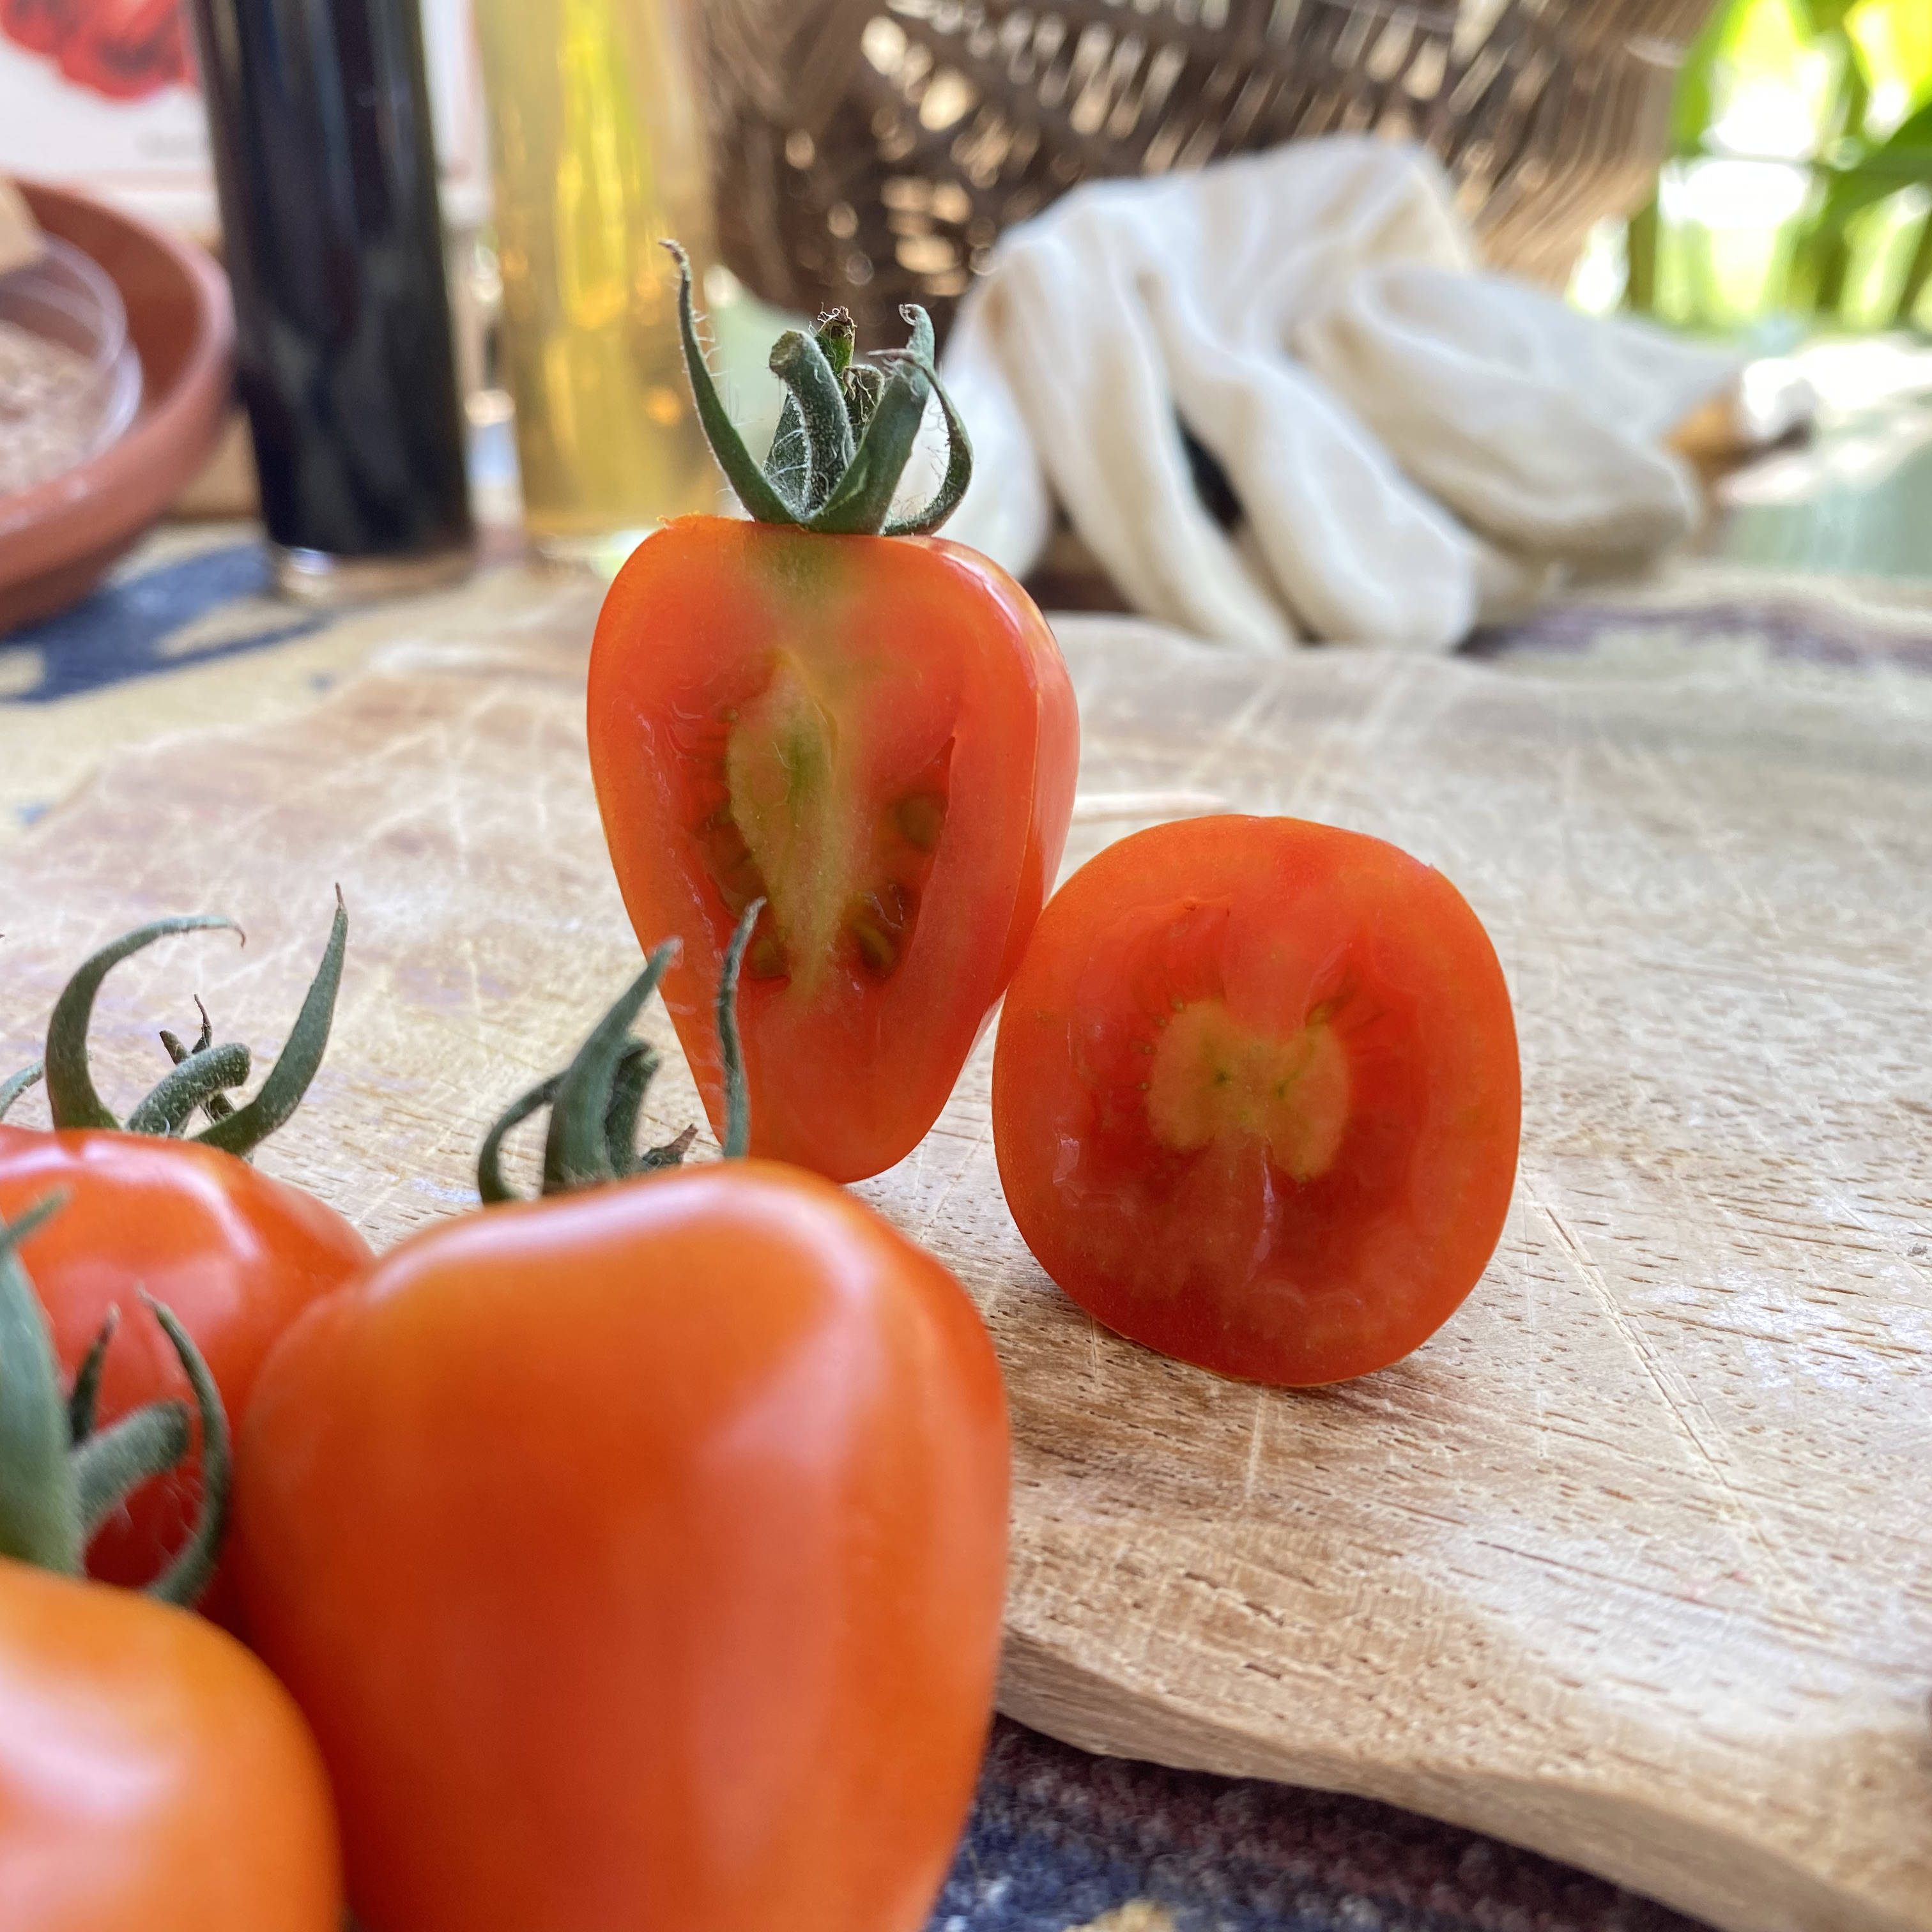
<box><xmin>1575</xmin><ymin>0</ymin><xmax>1932</xmax><ymax>340</ymax></box>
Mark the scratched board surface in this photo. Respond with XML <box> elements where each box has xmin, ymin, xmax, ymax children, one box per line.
<box><xmin>1</xmin><ymin>579</ymin><xmax>1928</xmax><ymax>1932</ymax></box>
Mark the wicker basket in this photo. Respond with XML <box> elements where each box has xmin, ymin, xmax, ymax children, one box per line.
<box><xmin>700</xmin><ymin>0</ymin><xmax>1719</xmax><ymax>344</ymax></box>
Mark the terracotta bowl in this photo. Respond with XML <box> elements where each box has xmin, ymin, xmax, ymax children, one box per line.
<box><xmin>0</xmin><ymin>181</ymin><xmax>234</xmax><ymax>635</ymax></box>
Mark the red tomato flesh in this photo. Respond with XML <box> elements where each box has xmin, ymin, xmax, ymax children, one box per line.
<box><xmin>588</xmin><ymin>516</ymin><xmax>1078</xmax><ymax>1183</ymax></box>
<box><xmin>992</xmin><ymin>816</ymin><xmax>1520</xmax><ymax>1386</ymax></box>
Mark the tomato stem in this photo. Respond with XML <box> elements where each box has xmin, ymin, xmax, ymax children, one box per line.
<box><xmin>665</xmin><ymin>241</ymin><xmax>974</xmax><ymax>538</ymax></box>
<box><xmin>803</xmin><ymin>352</ymin><xmax>934</xmax><ymax>535</ymax></box>
<box><xmin>769</xmin><ymin>326</ymin><xmax>855</xmax><ymax>508</ymax></box>
<box><xmin>36</xmin><ymin>891</ymin><xmax>348</xmax><ymax>1159</ymax></box>
<box><xmin>666</xmin><ymin>241</ymin><xmax>801</xmax><ymax>525</ymax></box>
<box><xmin>0</xmin><ymin>1194</ymin><xmax>80</xmax><ymax>1572</ymax></box>
<box><xmin>717</xmin><ymin>896</ymin><xmax>760</xmax><ymax>1160</ymax></box>
<box><xmin>477</xmin><ymin>1073</ymin><xmax>562</xmax><ymax>1204</ymax></box>
<box><xmin>0</xmin><ymin>1196</ymin><xmax>230</xmax><ymax>1605</ymax></box>
<box><xmin>66</xmin><ymin>1307</ymin><xmax>118</xmax><ymax>1443</ymax></box>
<box><xmin>45</xmin><ymin>914</ymin><xmax>240</xmax><ymax>1131</ymax></box>
<box><xmin>475</xmin><ymin>903</ymin><xmax>762</xmax><ymax>1202</ymax></box>
<box><xmin>878</xmin><ymin>332</ymin><xmax>975</xmax><ymax>537</ymax></box>
<box><xmin>193</xmin><ymin>888</ymin><xmax>348</xmax><ymax>1158</ymax></box>
<box><xmin>158</xmin><ymin>996</ymin><xmax>238</xmax><ymax>1126</ymax></box>
<box><xmin>73</xmin><ymin>1399</ymin><xmax>190</xmax><ymax>1543</ymax></box>
<box><xmin>0</xmin><ymin>1059</ymin><xmax>42</xmax><ymax>1122</ymax></box>
<box><xmin>125</xmin><ymin>1039</ymin><xmax>252</xmax><ymax>1135</ymax></box>
<box><xmin>599</xmin><ymin>1040</ymin><xmax>659</xmax><ymax>1182</ymax></box>
<box><xmin>542</xmin><ymin>939</ymin><xmax>681</xmax><ymax>1192</ymax></box>
<box><xmin>142</xmin><ymin>1294</ymin><xmax>231</xmax><ymax>1609</ymax></box>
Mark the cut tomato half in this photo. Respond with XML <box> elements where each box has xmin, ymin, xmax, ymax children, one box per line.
<box><xmin>992</xmin><ymin>815</ymin><xmax>1520</xmax><ymax>1386</ymax></box>
<box><xmin>589</xmin><ymin>518</ymin><xmax>1077</xmax><ymax>1183</ymax></box>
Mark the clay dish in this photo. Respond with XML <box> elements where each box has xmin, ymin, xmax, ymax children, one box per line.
<box><xmin>0</xmin><ymin>181</ymin><xmax>233</xmax><ymax>635</ymax></box>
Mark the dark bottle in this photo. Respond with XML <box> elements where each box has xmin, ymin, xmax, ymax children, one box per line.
<box><xmin>187</xmin><ymin>0</ymin><xmax>473</xmax><ymax>599</ymax></box>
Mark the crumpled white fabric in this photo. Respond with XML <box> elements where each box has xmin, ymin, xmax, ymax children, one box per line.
<box><xmin>938</xmin><ymin>138</ymin><xmax>1738</xmax><ymax>652</ymax></box>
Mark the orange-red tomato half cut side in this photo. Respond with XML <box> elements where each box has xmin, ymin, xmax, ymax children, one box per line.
<box><xmin>588</xmin><ymin>517</ymin><xmax>1078</xmax><ymax>1183</ymax></box>
<box><xmin>992</xmin><ymin>816</ymin><xmax>1520</xmax><ymax>1386</ymax></box>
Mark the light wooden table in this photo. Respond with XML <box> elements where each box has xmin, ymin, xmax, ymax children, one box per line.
<box><xmin>2</xmin><ymin>549</ymin><xmax>1928</xmax><ymax>1929</ymax></box>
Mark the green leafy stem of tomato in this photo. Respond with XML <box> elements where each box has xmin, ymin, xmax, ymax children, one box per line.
<box><xmin>0</xmin><ymin>903</ymin><xmax>371</xmax><ymax>1623</ymax></box>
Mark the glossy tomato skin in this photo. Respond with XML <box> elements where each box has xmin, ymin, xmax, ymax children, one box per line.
<box><xmin>588</xmin><ymin>516</ymin><xmax>1078</xmax><ymax>1182</ymax></box>
<box><xmin>993</xmin><ymin>816</ymin><xmax>1520</xmax><ymax>1386</ymax></box>
<box><xmin>234</xmin><ymin>1160</ymin><xmax>1010</xmax><ymax>1932</ymax></box>
<box><xmin>0</xmin><ymin>1557</ymin><xmax>342</xmax><ymax>1931</ymax></box>
<box><xmin>0</xmin><ymin>1127</ymin><xmax>372</xmax><ymax>1615</ymax></box>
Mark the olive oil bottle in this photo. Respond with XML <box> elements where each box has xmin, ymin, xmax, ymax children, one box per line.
<box><xmin>473</xmin><ymin>0</ymin><xmax>720</xmax><ymax>572</ymax></box>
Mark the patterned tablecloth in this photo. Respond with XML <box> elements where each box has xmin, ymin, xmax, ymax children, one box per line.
<box><xmin>6</xmin><ymin>528</ymin><xmax>1930</xmax><ymax>1932</ymax></box>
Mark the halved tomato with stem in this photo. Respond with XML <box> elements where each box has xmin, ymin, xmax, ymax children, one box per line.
<box><xmin>587</xmin><ymin>251</ymin><xmax>1077</xmax><ymax>1183</ymax></box>
<box><xmin>992</xmin><ymin>815</ymin><xmax>1520</xmax><ymax>1386</ymax></box>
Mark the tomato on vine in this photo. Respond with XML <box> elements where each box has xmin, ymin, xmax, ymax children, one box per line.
<box><xmin>0</xmin><ymin>901</ymin><xmax>370</xmax><ymax>1616</ymax></box>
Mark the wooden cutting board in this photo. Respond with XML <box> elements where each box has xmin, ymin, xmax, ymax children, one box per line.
<box><xmin>2</xmin><ymin>572</ymin><xmax>1928</xmax><ymax>1932</ymax></box>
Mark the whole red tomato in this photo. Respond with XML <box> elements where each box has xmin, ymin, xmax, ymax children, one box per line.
<box><xmin>234</xmin><ymin>1159</ymin><xmax>1009</xmax><ymax>1932</ymax></box>
<box><xmin>993</xmin><ymin>815</ymin><xmax>1521</xmax><ymax>1385</ymax></box>
<box><xmin>588</xmin><ymin>256</ymin><xmax>1077</xmax><ymax>1183</ymax></box>
<box><xmin>0</xmin><ymin>906</ymin><xmax>369</xmax><ymax>1614</ymax></box>
<box><xmin>0</xmin><ymin>1558</ymin><xmax>342</xmax><ymax>1931</ymax></box>
<box><xmin>0</xmin><ymin>1131</ymin><xmax>369</xmax><ymax>1607</ymax></box>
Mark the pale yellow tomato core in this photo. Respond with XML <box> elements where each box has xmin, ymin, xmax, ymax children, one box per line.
<box><xmin>724</xmin><ymin>654</ymin><xmax>852</xmax><ymax>991</ymax></box>
<box><xmin>718</xmin><ymin>650</ymin><xmax>947</xmax><ymax>992</ymax></box>
<box><xmin>1144</xmin><ymin>1000</ymin><xmax>1350</xmax><ymax>1181</ymax></box>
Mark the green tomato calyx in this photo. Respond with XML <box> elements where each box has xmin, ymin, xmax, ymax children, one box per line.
<box><xmin>0</xmin><ymin>1193</ymin><xmax>232</xmax><ymax>1607</ymax></box>
<box><xmin>477</xmin><ymin>901</ymin><xmax>760</xmax><ymax>1203</ymax></box>
<box><xmin>0</xmin><ymin>893</ymin><xmax>350</xmax><ymax>1161</ymax></box>
<box><xmin>666</xmin><ymin>240</ymin><xmax>973</xmax><ymax>539</ymax></box>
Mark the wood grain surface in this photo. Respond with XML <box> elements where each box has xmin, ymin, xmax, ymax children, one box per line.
<box><xmin>1</xmin><ymin>574</ymin><xmax>1928</xmax><ymax>1932</ymax></box>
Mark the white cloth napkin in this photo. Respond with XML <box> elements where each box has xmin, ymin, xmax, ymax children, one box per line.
<box><xmin>939</xmin><ymin>139</ymin><xmax>1738</xmax><ymax>652</ymax></box>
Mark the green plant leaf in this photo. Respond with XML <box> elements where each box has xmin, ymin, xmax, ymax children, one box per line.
<box><xmin>1872</xmin><ymin>95</ymin><xmax>1932</xmax><ymax>155</ymax></box>
<box><xmin>44</xmin><ymin>917</ymin><xmax>238</xmax><ymax>1132</ymax></box>
<box><xmin>665</xmin><ymin>241</ymin><xmax>801</xmax><ymax>526</ymax></box>
<box><xmin>768</xmin><ymin>328</ymin><xmax>857</xmax><ymax>514</ymax></box>
<box><xmin>1669</xmin><ymin>0</ymin><xmax>1735</xmax><ymax>156</ymax></box>
<box><xmin>1809</xmin><ymin>102</ymin><xmax>1932</xmax><ymax>234</ymax></box>
<box><xmin>1800</xmin><ymin>0</ymin><xmax>1859</xmax><ymax>36</ymax></box>
<box><xmin>542</xmin><ymin>941</ymin><xmax>680</xmax><ymax>1192</ymax></box>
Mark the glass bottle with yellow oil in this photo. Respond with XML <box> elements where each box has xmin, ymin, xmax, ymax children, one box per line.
<box><xmin>473</xmin><ymin>0</ymin><xmax>721</xmax><ymax>572</ymax></box>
